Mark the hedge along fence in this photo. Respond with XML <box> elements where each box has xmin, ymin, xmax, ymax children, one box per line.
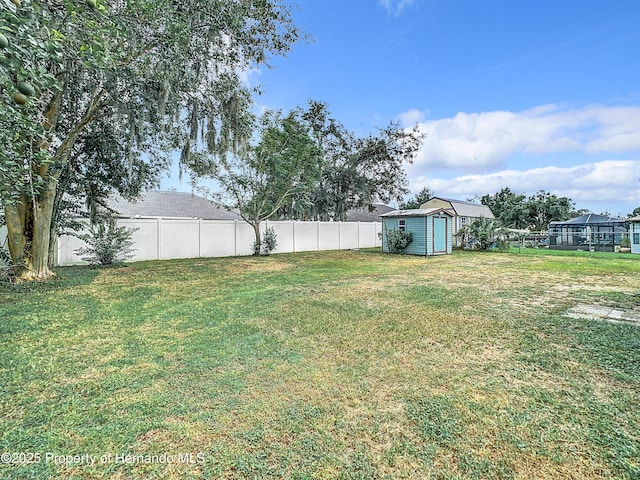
<box><xmin>55</xmin><ymin>218</ymin><xmax>383</xmax><ymax>265</ymax></box>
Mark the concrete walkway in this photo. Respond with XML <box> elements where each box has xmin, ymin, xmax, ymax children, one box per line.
<box><xmin>566</xmin><ymin>304</ymin><xmax>640</xmax><ymax>326</ymax></box>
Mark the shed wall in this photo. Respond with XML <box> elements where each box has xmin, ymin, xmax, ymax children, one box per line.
<box><xmin>403</xmin><ymin>217</ymin><xmax>427</xmax><ymax>256</ymax></box>
<box><xmin>382</xmin><ymin>214</ymin><xmax>452</xmax><ymax>256</ymax></box>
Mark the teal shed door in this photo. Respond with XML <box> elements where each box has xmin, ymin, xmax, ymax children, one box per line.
<box><xmin>433</xmin><ymin>217</ymin><xmax>447</xmax><ymax>253</ymax></box>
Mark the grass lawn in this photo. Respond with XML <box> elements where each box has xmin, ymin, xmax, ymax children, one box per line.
<box><xmin>1</xmin><ymin>248</ymin><xmax>639</xmax><ymax>479</ymax></box>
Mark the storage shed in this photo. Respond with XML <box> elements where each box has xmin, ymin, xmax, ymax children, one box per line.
<box><xmin>380</xmin><ymin>208</ymin><xmax>453</xmax><ymax>256</ymax></box>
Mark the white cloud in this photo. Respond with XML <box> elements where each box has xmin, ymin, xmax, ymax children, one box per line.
<box><xmin>409</xmin><ymin>160</ymin><xmax>640</xmax><ymax>213</ymax></box>
<box><xmin>405</xmin><ymin>104</ymin><xmax>640</xmax><ymax>173</ymax></box>
<box><xmin>378</xmin><ymin>0</ymin><xmax>415</xmax><ymax>16</ymax></box>
<box><xmin>397</xmin><ymin>108</ymin><xmax>429</xmax><ymax>126</ymax></box>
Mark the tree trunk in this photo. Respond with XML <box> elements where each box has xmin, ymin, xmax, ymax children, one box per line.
<box><xmin>5</xmin><ymin>181</ymin><xmax>57</xmax><ymax>281</ymax></box>
<box><xmin>29</xmin><ymin>182</ymin><xmax>57</xmax><ymax>280</ymax></box>
<box><xmin>3</xmin><ymin>86</ymin><xmax>107</xmax><ymax>281</ymax></box>
<box><xmin>252</xmin><ymin>222</ymin><xmax>261</xmax><ymax>255</ymax></box>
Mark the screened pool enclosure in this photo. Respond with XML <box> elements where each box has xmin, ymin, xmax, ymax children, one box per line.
<box><xmin>548</xmin><ymin>214</ymin><xmax>628</xmax><ymax>252</ymax></box>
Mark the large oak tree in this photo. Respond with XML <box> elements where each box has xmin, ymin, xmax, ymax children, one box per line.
<box><xmin>298</xmin><ymin>100</ymin><xmax>425</xmax><ymax>221</ymax></box>
<box><xmin>0</xmin><ymin>0</ymin><xmax>300</xmax><ymax>280</ymax></box>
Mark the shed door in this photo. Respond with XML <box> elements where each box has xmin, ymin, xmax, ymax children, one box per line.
<box><xmin>433</xmin><ymin>217</ymin><xmax>447</xmax><ymax>253</ymax></box>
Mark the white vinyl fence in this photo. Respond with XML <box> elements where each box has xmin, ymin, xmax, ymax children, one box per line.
<box><xmin>56</xmin><ymin>218</ymin><xmax>382</xmax><ymax>265</ymax></box>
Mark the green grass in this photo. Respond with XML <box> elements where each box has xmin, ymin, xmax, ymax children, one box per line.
<box><xmin>1</xmin><ymin>249</ymin><xmax>640</xmax><ymax>479</ymax></box>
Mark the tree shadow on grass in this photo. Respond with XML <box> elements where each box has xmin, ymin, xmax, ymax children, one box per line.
<box><xmin>0</xmin><ymin>265</ymin><xmax>106</xmax><ymax>299</ymax></box>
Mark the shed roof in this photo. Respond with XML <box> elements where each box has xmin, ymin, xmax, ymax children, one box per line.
<box><xmin>108</xmin><ymin>191</ymin><xmax>241</xmax><ymax>220</ymax></box>
<box><xmin>549</xmin><ymin>213</ymin><xmax>626</xmax><ymax>226</ymax></box>
<box><xmin>420</xmin><ymin>197</ymin><xmax>494</xmax><ymax>218</ymax></box>
<box><xmin>379</xmin><ymin>207</ymin><xmax>453</xmax><ymax>218</ymax></box>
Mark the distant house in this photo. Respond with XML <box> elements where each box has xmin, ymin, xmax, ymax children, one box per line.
<box><xmin>110</xmin><ymin>191</ymin><xmax>390</xmax><ymax>223</ymax></box>
<box><xmin>380</xmin><ymin>208</ymin><xmax>453</xmax><ymax>256</ymax></box>
<box><xmin>420</xmin><ymin>197</ymin><xmax>494</xmax><ymax>246</ymax></box>
<box><xmin>108</xmin><ymin>191</ymin><xmax>241</xmax><ymax>220</ymax></box>
<box><xmin>548</xmin><ymin>213</ymin><xmax>628</xmax><ymax>252</ymax></box>
<box><xmin>346</xmin><ymin>204</ymin><xmax>394</xmax><ymax>222</ymax></box>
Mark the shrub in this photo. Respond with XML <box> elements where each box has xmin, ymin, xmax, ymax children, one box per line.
<box><xmin>621</xmin><ymin>234</ymin><xmax>631</xmax><ymax>248</ymax></box>
<box><xmin>252</xmin><ymin>226</ymin><xmax>278</xmax><ymax>256</ymax></box>
<box><xmin>0</xmin><ymin>243</ymin><xmax>16</xmax><ymax>282</ymax></box>
<box><xmin>0</xmin><ymin>216</ymin><xmax>18</xmax><ymax>282</ymax></box>
<box><xmin>386</xmin><ymin>228</ymin><xmax>413</xmax><ymax>254</ymax></box>
<box><xmin>261</xmin><ymin>226</ymin><xmax>278</xmax><ymax>255</ymax></box>
<box><xmin>74</xmin><ymin>216</ymin><xmax>138</xmax><ymax>266</ymax></box>
<box><xmin>456</xmin><ymin>217</ymin><xmax>509</xmax><ymax>252</ymax></box>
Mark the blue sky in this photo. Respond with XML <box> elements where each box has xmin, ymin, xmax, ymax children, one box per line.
<box><xmin>164</xmin><ymin>0</ymin><xmax>640</xmax><ymax>217</ymax></box>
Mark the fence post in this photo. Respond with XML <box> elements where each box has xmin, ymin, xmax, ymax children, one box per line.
<box><xmin>198</xmin><ymin>218</ymin><xmax>202</xmax><ymax>258</ymax></box>
<box><xmin>157</xmin><ymin>218</ymin><xmax>162</xmax><ymax>260</ymax></box>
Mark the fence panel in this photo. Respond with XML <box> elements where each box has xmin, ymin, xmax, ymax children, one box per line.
<box><xmin>235</xmin><ymin>222</ymin><xmax>256</xmax><ymax>257</ymax></box>
<box><xmin>124</xmin><ymin>218</ymin><xmax>159</xmax><ymax>261</ymax></box>
<box><xmin>358</xmin><ymin>222</ymin><xmax>380</xmax><ymax>248</ymax></box>
<box><xmin>56</xmin><ymin>218</ymin><xmax>382</xmax><ymax>265</ymax></box>
<box><xmin>200</xmin><ymin>220</ymin><xmax>236</xmax><ymax>258</ymax></box>
<box><xmin>159</xmin><ymin>219</ymin><xmax>200</xmax><ymax>259</ymax></box>
<box><xmin>318</xmin><ymin>222</ymin><xmax>340</xmax><ymax>251</ymax></box>
<box><xmin>292</xmin><ymin>222</ymin><xmax>319</xmax><ymax>252</ymax></box>
<box><xmin>266</xmin><ymin>221</ymin><xmax>294</xmax><ymax>254</ymax></box>
<box><xmin>338</xmin><ymin>223</ymin><xmax>360</xmax><ymax>250</ymax></box>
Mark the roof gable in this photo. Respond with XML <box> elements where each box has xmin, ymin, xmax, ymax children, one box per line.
<box><xmin>380</xmin><ymin>207</ymin><xmax>453</xmax><ymax>218</ymax></box>
<box><xmin>420</xmin><ymin>197</ymin><xmax>494</xmax><ymax>218</ymax></box>
<box><xmin>109</xmin><ymin>191</ymin><xmax>241</xmax><ymax>220</ymax></box>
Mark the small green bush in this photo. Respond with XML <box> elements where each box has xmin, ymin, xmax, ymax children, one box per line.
<box><xmin>621</xmin><ymin>235</ymin><xmax>631</xmax><ymax>248</ymax></box>
<box><xmin>386</xmin><ymin>228</ymin><xmax>413</xmax><ymax>254</ymax></box>
<box><xmin>252</xmin><ymin>226</ymin><xmax>278</xmax><ymax>256</ymax></box>
<box><xmin>74</xmin><ymin>216</ymin><xmax>138</xmax><ymax>266</ymax></box>
<box><xmin>261</xmin><ymin>226</ymin><xmax>278</xmax><ymax>255</ymax></box>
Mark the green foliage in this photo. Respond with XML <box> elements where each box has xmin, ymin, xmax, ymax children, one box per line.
<box><xmin>252</xmin><ymin>226</ymin><xmax>278</xmax><ymax>256</ymax></box>
<box><xmin>209</xmin><ymin>107</ymin><xmax>321</xmax><ymax>252</ymax></box>
<box><xmin>385</xmin><ymin>228</ymin><xmax>413</xmax><ymax>253</ymax></box>
<box><xmin>481</xmin><ymin>187</ymin><xmax>529</xmax><ymax>229</ymax></box>
<box><xmin>74</xmin><ymin>216</ymin><xmax>138</xmax><ymax>266</ymax></box>
<box><xmin>400</xmin><ymin>186</ymin><xmax>433</xmax><ymax>210</ymax></box>
<box><xmin>0</xmin><ymin>233</ymin><xmax>16</xmax><ymax>282</ymax></box>
<box><xmin>201</xmin><ymin>100</ymin><xmax>424</xmax><ymax>236</ymax></box>
<box><xmin>261</xmin><ymin>227</ymin><xmax>278</xmax><ymax>256</ymax></box>
<box><xmin>299</xmin><ymin>101</ymin><xmax>425</xmax><ymax>221</ymax></box>
<box><xmin>0</xmin><ymin>0</ymin><xmax>302</xmax><ymax>277</ymax></box>
<box><xmin>457</xmin><ymin>216</ymin><xmax>509</xmax><ymax>251</ymax></box>
<box><xmin>621</xmin><ymin>234</ymin><xmax>631</xmax><ymax>248</ymax></box>
<box><xmin>481</xmin><ymin>188</ymin><xmax>575</xmax><ymax>230</ymax></box>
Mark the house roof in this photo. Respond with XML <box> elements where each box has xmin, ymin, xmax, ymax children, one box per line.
<box><xmin>420</xmin><ymin>197</ymin><xmax>495</xmax><ymax>218</ymax></box>
<box><xmin>109</xmin><ymin>191</ymin><xmax>390</xmax><ymax>222</ymax></box>
<box><xmin>109</xmin><ymin>191</ymin><xmax>241</xmax><ymax>220</ymax></box>
<box><xmin>346</xmin><ymin>204</ymin><xmax>395</xmax><ymax>222</ymax></box>
<box><xmin>549</xmin><ymin>213</ymin><xmax>626</xmax><ymax>226</ymax></box>
<box><xmin>379</xmin><ymin>207</ymin><xmax>453</xmax><ymax>218</ymax></box>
